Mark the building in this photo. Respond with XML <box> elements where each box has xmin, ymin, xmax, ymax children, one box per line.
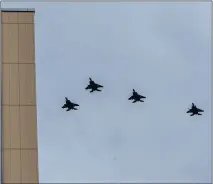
<box><xmin>1</xmin><ymin>8</ymin><xmax>39</xmax><ymax>183</ymax></box>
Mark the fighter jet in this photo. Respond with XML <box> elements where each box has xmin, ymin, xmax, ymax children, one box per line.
<box><xmin>62</xmin><ymin>97</ymin><xmax>79</xmax><ymax>111</ymax></box>
<box><xmin>128</xmin><ymin>89</ymin><xmax>146</xmax><ymax>103</ymax></box>
<box><xmin>85</xmin><ymin>77</ymin><xmax>103</xmax><ymax>93</ymax></box>
<box><xmin>186</xmin><ymin>103</ymin><xmax>204</xmax><ymax>116</ymax></box>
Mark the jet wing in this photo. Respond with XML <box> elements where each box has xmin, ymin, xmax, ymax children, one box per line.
<box><xmin>85</xmin><ymin>85</ymin><xmax>91</xmax><ymax>90</ymax></box>
<box><xmin>62</xmin><ymin>104</ymin><xmax>67</xmax><ymax>108</ymax></box>
<box><xmin>140</xmin><ymin>95</ymin><xmax>146</xmax><ymax>98</ymax></box>
<box><xmin>96</xmin><ymin>84</ymin><xmax>103</xmax><ymax>88</ymax></box>
<box><xmin>187</xmin><ymin>109</ymin><xmax>193</xmax><ymax>113</ymax></box>
<box><xmin>66</xmin><ymin>108</ymin><xmax>71</xmax><ymax>111</ymax></box>
<box><xmin>197</xmin><ymin>108</ymin><xmax>204</xmax><ymax>112</ymax></box>
<box><xmin>72</xmin><ymin>103</ymin><xmax>79</xmax><ymax>107</ymax></box>
<box><xmin>128</xmin><ymin>95</ymin><xmax>134</xmax><ymax>100</ymax></box>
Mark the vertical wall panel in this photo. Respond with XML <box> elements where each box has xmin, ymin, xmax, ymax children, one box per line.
<box><xmin>9</xmin><ymin>64</ymin><xmax>20</xmax><ymax>105</ymax></box>
<box><xmin>2</xmin><ymin>64</ymin><xmax>10</xmax><ymax>105</ymax></box>
<box><xmin>20</xmin><ymin>106</ymin><xmax>37</xmax><ymax>149</ymax></box>
<box><xmin>2</xmin><ymin>150</ymin><xmax>11</xmax><ymax>183</ymax></box>
<box><xmin>10</xmin><ymin>106</ymin><xmax>21</xmax><ymax>149</ymax></box>
<box><xmin>10</xmin><ymin>150</ymin><xmax>21</xmax><ymax>183</ymax></box>
<box><xmin>18</xmin><ymin>24</ymin><xmax>35</xmax><ymax>63</ymax></box>
<box><xmin>21</xmin><ymin>150</ymin><xmax>39</xmax><ymax>183</ymax></box>
<box><xmin>2</xmin><ymin>24</ymin><xmax>18</xmax><ymax>63</ymax></box>
<box><xmin>2</xmin><ymin>106</ymin><xmax>10</xmax><ymax>149</ymax></box>
<box><xmin>19</xmin><ymin>64</ymin><xmax>36</xmax><ymax>105</ymax></box>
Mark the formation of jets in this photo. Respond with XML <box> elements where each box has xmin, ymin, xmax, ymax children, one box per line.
<box><xmin>62</xmin><ymin>77</ymin><xmax>204</xmax><ymax>117</ymax></box>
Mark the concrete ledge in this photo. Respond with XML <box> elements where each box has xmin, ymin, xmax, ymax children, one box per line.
<box><xmin>1</xmin><ymin>8</ymin><xmax>35</xmax><ymax>13</ymax></box>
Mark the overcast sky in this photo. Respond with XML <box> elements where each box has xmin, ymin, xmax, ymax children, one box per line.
<box><xmin>2</xmin><ymin>2</ymin><xmax>212</xmax><ymax>183</ymax></box>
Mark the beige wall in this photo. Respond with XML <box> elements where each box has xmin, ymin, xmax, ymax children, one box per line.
<box><xmin>1</xmin><ymin>11</ymin><xmax>39</xmax><ymax>183</ymax></box>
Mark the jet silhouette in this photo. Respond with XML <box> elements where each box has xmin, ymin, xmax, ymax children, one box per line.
<box><xmin>128</xmin><ymin>89</ymin><xmax>146</xmax><ymax>103</ymax></box>
<box><xmin>85</xmin><ymin>77</ymin><xmax>103</xmax><ymax>93</ymax></box>
<box><xmin>186</xmin><ymin>103</ymin><xmax>204</xmax><ymax>116</ymax></box>
<box><xmin>62</xmin><ymin>97</ymin><xmax>79</xmax><ymax>111</ymax></box>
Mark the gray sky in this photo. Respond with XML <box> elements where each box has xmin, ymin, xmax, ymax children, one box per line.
<box><xmin>2</xmin><ymin>2</ymin><xmax>211</xmax><ymax>183</ymax></box>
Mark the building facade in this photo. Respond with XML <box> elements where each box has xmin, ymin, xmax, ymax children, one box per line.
<box><xmin>1</xmin><ymin>9</ymin><xmax>39</xmax><ymax>183</ymax></box>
